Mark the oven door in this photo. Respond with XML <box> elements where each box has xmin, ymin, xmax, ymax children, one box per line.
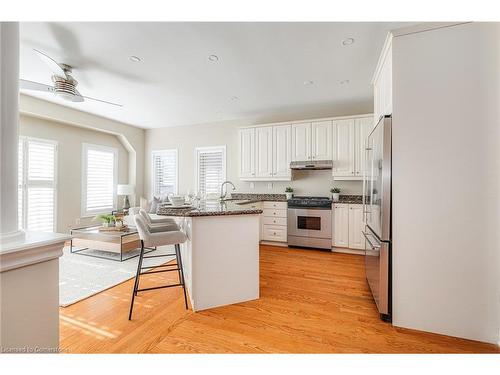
<box><xmin>287</xmin><ymin>208</ymin><xmax>332</xmax><ymax>239</ymax></box>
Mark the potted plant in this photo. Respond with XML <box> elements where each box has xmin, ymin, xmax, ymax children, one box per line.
<box><xmin>95</xmin><ymin>214</ymin><xmax>116</xmax><ymax>228</ymax></box>
<box><xmin>285</xmin><ymin>187</ymin><xmax>294</xmax><ymax>200</ymax></box>
<box><xmin>330</xmin><ymin>187</ymin><xmax>341</xmax><ymax>202</ymax></box>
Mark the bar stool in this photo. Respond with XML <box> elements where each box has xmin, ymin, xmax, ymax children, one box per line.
<box><xmin>128</xmin><ymin>214</ymin><xmax>188</xmax><ymax>320</ymax></box>
<box><xmin>139</xmin><ymin>208</ymin><xmax>178</xmax><ymax>228</ymax></box>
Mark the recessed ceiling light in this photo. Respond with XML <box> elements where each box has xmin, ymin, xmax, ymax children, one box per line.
<box><xmin>230</xmin><ymin>96</ymin><xmax>239</xmax><ymax>101</ymax></box>
<box><xmin>304</xmin><ymin>80</ymin><xmax>314</xmax><ymax>86</ymax></box>
<box><xmin>342</xmin><ymin>38</ymin><xmax>355</xmax><ymax>46</ymax></box>
<box><xmin>208</xmin><ymin>54</ymin><xmax>219</xmax><ymax>62</ymax></box>
<box><xmin>129</xmin><ymin>56</ymin><xmax>142</xmax><ymax>62</ymax></box>
<box><xmin>340</xmin><ymin>79</ymin><xmax>350</xmax><ymax>85</ymax></box>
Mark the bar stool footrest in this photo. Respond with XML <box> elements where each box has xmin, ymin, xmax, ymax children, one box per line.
<box><xmin>143</xmin><ymin>253</ymin><xmax>176</xmax><ymax>259</ymax></box>
<box><xmin>137</xmin><ymin>283</ymin><xmax>183</xmax><ymax>292</ymax></box>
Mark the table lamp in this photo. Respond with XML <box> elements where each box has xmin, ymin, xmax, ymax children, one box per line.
<box><xmin>117</xmin><ymin>184</ymin><xmax>135</xmax><ymax>210</ymax></box>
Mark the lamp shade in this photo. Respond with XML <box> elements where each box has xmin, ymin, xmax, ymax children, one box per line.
<box><xmin>117</xmin><ymin>184</ymin><xmax>135</xmax><ymax>196</ymax></box>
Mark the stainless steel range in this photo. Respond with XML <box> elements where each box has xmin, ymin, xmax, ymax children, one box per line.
<box><xmin>287</xmin><ymin>196</ymin><xmax>332</xmax><ymax>250</ymax></box>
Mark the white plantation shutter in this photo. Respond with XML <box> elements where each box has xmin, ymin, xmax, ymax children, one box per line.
<box><xmin>18</xmin><ymin>137</ymin><xmax>57</xmax><ymax>232</ymax></box>
<box><xmin>83</xmin><ymin>144</ymin><xmax>117</xmax><ymax>215</ymax></box>
<box><xmin>18</xmin><ymin>140</ymin><xmax>24</xmax><ymax>230</ymax></box>
<box><xmin>196</xmin><ymin>146</ymin><xmax>226</xmax><ymax>196</ymax></box>
<box><xmin>152</xmin><ymin>150</ymin><xmax>178</xmax><ymax>196</ymax></box>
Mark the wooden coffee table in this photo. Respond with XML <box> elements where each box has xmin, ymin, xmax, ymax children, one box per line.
<box><xmin>70</xmin><ymin>226</ymin><xmax>155</xmax><ymax>261</ymax></box>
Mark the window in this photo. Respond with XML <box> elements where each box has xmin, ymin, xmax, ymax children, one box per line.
<box><xmin>195</xmin><ymin>146</ymin><xmax>226</xmax><ymax>196</ymax></box>
<box><xmin>82</xmin><ymin>143</ymin><xmax>117</xmax><ymax>216</ymax></box>
<box><xmin>18</xmin><ymin>137</ymin><xmax>58</xmax><ymax>232</ymax></box>
<box><xmin>152</xmin><ymin>149</ymin><xmax>178</xmax><ymax>197</ymax></box>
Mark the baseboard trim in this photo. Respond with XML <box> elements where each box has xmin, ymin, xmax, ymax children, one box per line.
<box><xmin>331</xmin><ymin>247</ymin><xmax>365</xmax><ymax>255</ymax></box>
<box><xmin>260</xmin><ymin>241</ymin><xmax>288</xmax><ymax>248</ymax></box>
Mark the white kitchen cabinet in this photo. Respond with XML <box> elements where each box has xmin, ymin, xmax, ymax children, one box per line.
<box><xmin>239</xmin><ymin>128</ymin><xmax>255</xmax><ymax>179</ymax></box>
<box><xmin>255</xmin><ymin>127</ymin><xmax>273</xmax><ymax>178</ymax></box>
<box><xmin>273</xmin><ymin>125</ymin><xmax>292</xmax><ymax>178</ymax></box>
<box><xmin>332</xmin><ymin>119</ymin><xmax>355</xmax><ymax>178</ymax></box>
<box><xmin>239</xmin><ymin>114</ymin><xmax>372</xmax><ymax>182</ymax></box>
<box><xmin>333</xmin><ymin>203</ymin><xmax>364</xmax><ymax>249</ymax></box>
<box><xmin>311</xmin><ymin>120</ymin><xmax>333</xmax><ymax>160</ymax></box>
<box><xmin>373</xmin><ymin>38</ymin><xmax>392</xmax><ymax>123</ymax></box>
<box><xmin>333</xmin><ymin>203</ymin><xmax>349</xmax><ymax>247</ymax></box>
<box><xmin>291</xmin><ymin>122</ymin><xmax>311</xmax><ymax>161</ymax></box>
<box><xmin>348</xmin><ymin>204</ymin><xmax>365</xmax><ymax>249</ymax></box>
<box><xmin>354</xmin><ymin>117</ymin><xmax>373</xmax><ymax>177</ymax></box>
<box><xmin>333</xmin><ymin>117</ymin><xmax>372</xmax><ymax>180</ymax></box>
<box><xmin>261</xmin><ymin>201</ymin><xmax>287</xmax><ymax>243</ymax></box>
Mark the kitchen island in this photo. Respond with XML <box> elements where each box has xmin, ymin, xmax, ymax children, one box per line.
<box><xmin>157</xmin><ymin>200</ymin><xmax>262</xmax><ymax>311</ymax></box>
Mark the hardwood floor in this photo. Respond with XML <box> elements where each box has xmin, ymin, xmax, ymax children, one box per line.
<box><xmin>60</xmin><ymin>245</ymin><xmax>499</xmax><ymax>353</ymax></box>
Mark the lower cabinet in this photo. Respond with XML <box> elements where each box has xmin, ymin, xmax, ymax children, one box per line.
<box><xmin>348</xmin><ymin>205</ymin><xmax>364</xmax><ymax>249</ymax></box>
<box><xmin>261</xmin><ymin>201</ymin><xmax>287</xmax><ymax>243</ymax></box>
<box><xmin>333</xmin><ymin>203</ymin><xmax>364</xmax><ymax>250</ymax></box>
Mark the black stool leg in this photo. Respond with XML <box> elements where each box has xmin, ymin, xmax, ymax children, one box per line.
<box><xmin>128</xmin><ymin>240</ymin><xmax>145</xmax><ymax>320</ymax></box>
<box><xmin>175</xmin><ymin>243</ymin><xmax>188</xmax><ymax>309</ymax></box>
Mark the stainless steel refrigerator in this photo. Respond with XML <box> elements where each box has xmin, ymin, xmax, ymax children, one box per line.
<box><xmin>363</xmin><ymin>115</ymin><xmax>392</xmax><ymax>322</ymax></box>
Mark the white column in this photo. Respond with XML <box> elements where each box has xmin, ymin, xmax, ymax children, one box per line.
<box><xmin>0</xmin><ymin>22</ymin><xmax>71</xmax><ymax>353</ymax></box>
<box><xmin>0</xmin><ymin>22</ymin><xmax>22</xmax><ymax>241</ymax></box>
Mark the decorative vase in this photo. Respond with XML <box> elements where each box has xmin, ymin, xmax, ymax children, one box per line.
<box><xmin>285</xmin><ymin>192</ymin><xmax>293</xmax><ymax>200</ymax></box>
<box><xmin>332</xmin><ymin>193</ymin><xmax>340</xmax><ymax>202</ymax></box>
<box><xmin>103</xmin><ymin>222</ymin><xmax>110</xmax><ymax>228</ymax></box>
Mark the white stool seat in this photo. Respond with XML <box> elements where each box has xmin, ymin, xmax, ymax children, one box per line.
<box><xmin>139</xmin><ymin>208</ymin><xmax>177</xmax><ymax>225</ymax></box>
<box><xmin>141</xmin><ymin>229</ymin><xmax>187</xmax><ymax>247</ymax></box>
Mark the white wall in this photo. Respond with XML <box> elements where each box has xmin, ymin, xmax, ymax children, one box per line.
<box><xmin>20</xmin><ymin>114</ymin><xmax>129</xmax><ymax>232</ymax></box>
<box><xmin>20</xmin><ymin>95</ymin><xmax>146</xmax><ymax>205</ymax></box>
<box><xmin>392</xmin><ymin>23</ymin><xmax>499</xmax><ymax>344</ymax></box>
<box><xmin>145</xmin><ymin>118</ymin><xmax>364</xmax><ymax>198</ymax></box>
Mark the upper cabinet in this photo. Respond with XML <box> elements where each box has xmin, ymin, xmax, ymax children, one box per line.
<box><xmin>239</xmin><ymin>115</ymin><xmax>372</xmax><ymax>182</ymax></box>
<box><xmin>273</xmin><ymin>125</ymin><xmax>292</xmax><ymax>179</ymax></box>
<box><xmin>291</xmin><ymin>121</ymin><xmax>333</xmax><ymax>161</ymax></box>
<box><xmin>373</xmin><ymin>35</ymin><xmax>393</xmax><ymax>123</ymax></box>
<box><xmin>239</xmin><ymin>124</ymin><xmax>292</xmax><ymax>181</ymax></box>
<box><xmin>291</xmin><ymin>122</ymin><xmax>311</xmax><ymax>161</ymax></box>
<box><xmin>354</xmin><ymin>117</ymin><xmax>373</xmax><ymax>177</ymax></box>
<box><xmin>239</xmin><ymin>128</ymin><xmax>255</xmax><ymax>179</ymax></box>
<box><xmin>332</xmin><ymin>119</ymin><xmax>354</xmax><ymax>177</ymax></box>
<box><xmin>311</xmin><ymin>121</ymin><xmax>333</xmax><ymax>160</ymax></box>
<box><xmin>332</xmin><ymin>116</ymin><xmax>373</xmax><ymax>180</ymax></box>
<box><xmin>255</xmin><ymin>127</ymin><xmax>273</xmax><ymax>178</ymax></box>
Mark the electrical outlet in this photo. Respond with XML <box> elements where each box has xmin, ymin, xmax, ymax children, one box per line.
<box><xmin>267</xmin><ymin>182</ymin><xmax>273</xmax><ymax>190</ymax></box>
<box><xmin>249</xmin><ymin>182</ymin><xmax>255</xmax><ymax>189</ymax></box>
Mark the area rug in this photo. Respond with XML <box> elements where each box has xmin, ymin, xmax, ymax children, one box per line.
<box><xmin>59</xmin><ymin>245</ymin><xmax>175</xmax><ymax>307</ymax></box>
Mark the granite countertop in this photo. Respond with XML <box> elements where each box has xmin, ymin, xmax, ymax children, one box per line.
<box><xmin>334</xmin><ymin>195</ymin><xmax>365</xmax><ymax>204</ymax></box>
<box><xmin>229</xmin><ymin>193</ymin><xmax>287</xmax><ymax>202</ymax></box>
<box><xmin>157</xmin><ymin>200</ymin><xmax>263</xmax><ymax>217</ymax></box>
<box><xmin>231</xmin><ymin>192</ymin><xmax>366</xmax><ymax>204</ymax></box>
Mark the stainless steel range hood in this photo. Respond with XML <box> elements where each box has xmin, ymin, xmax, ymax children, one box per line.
<box><xmin>290</xmin><ymin>160</ymin><xmax>333</xmax><ymax>170</ymax></box>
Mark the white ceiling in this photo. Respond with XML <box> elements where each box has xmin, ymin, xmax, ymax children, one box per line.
<box><xmin>20</xmin><ymin>22</ymin><xmax>410</xmax><ymax>129</ymax></box>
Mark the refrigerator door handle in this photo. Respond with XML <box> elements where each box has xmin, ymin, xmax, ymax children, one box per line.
<box><xmin>362</xmin><ymin>231</ymin><xmax>380</xmax><ymax>250</ymax></box>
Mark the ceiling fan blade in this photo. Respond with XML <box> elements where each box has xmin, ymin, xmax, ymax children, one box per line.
<box><xmin>81</xmin><ymin>94</ymin><xmax>123</xmax><ymax>107</ymax></box>
<box><xmin>33</xmin><ymin>49</ymin><xmax>67</xmax><ymax>78</ymax></box>
<box><xmin>19</xmin><ymin>79</ymin><xmax>54</xmax><ymax>93</ymax></box>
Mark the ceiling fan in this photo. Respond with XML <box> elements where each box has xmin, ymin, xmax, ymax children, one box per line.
<box><xmin>20</xmin><ymin>49</ymin><xmax>123</xmax><ymax>107</ymax></box>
